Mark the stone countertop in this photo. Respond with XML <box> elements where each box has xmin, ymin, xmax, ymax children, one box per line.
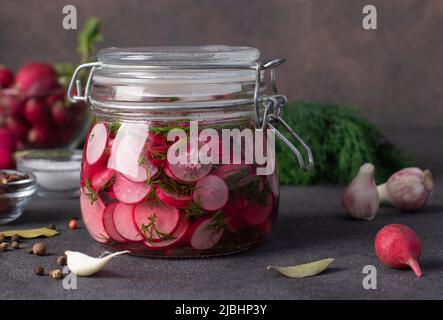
<box><xmin>0</xmin><ymin>127</ymin><xmax>442</xmax><ymax>300</ymax></box>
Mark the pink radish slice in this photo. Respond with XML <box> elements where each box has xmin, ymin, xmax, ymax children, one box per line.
<box><xmin>86</xmin><ymin>122</ymin><xmax>108</xmax><ymax>165</ymax></box>
<box><xmin>133</xmin><ymin>202</ymin><xmax>180</xmax><ymax>241</ymax></box>
<box><xmin>91</xmin><ymin>168</ymin><xmax>116</xmax><ymax>192</ymax></box>
<box><xmin>80</xmin><ymin>189</ymin><xmax>108</xmax><ymax>243</ymax></box>
<box><xmin>113</xmin><ymin>173</ymin><xmax>151</xmax><ymax>204</ymax></box>
<box><xmin>164</xmin><ymin>165</ymin><xmax>177</xmax><ymax>179</ymax></box>
<box><xmin>242</xmin><ymin>193</ymin><xmax>274</xmax><ymax>226</ymax></box>
<box><xmin>213</xmin><ymin>164</ymin><xmax>251</xmax><ymax>180</ymax></box>
<box><xmin>148</xmin><ymin>132</ymin><xmax>165</xmax><ymax>146</ymax></box>
<box><xmin>166</xmin><ymin>141</ymin><xmax>212</xmax><ymax>182</ymax></box>
<box><xmin>122</xmin><ymin>158</ymin><xmax>158</xmax><ymax>183</ymax></box>
<box><xmin>156</xmin><ymin>187</ymin><xmax>192</xmax><ymax>209</ymax></box>
<box><xmin>102</xmin><ymin>203</ymin><xmax>127</xmax><ymax>242</ymax></box>
<box><xmin>193</xmin><ymin>175</ymin><xmax>229</xmax><ymax>211</ymax></box>
<box><xmin>143</xmin><ymin>214</ymin><xmax>190</xmax><ymax>250</ymax></box>
<box><xmin>189</xmin><ymin>216</ymin><xmax>224</xmax><ymax>250</ymax></box>
<box><xmin>113</xmin><ymin>202</ymin><xmax>142</xmax><ymax>241</ymax></box>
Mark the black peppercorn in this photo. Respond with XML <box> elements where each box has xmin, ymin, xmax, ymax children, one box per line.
<box><xmin>57</xmin><ymin>255</ymin><xmax>67</xmax><ymax>266</ymax></box>
<box><xmin>46</xmin><ymin>224</ymin><xmax>56</xmax><ymax>230</ymax></box>
<box><xmin>50</xmin><ymin>269</ymin><xmax>63</xmax><ymax>279</ymax></box>
<box><xmin>11</xmin><ymin>234</ymin><xmax>20</xmax><ymax>242</ymax></box>
<box><xmin>11</xmin><ymin>241</ymin><xmax>20</xmax><ymax>249</ymax></box>
<box><xmin>0</xmin><ymin>242</ymin><xmax>8</xmax><ymax>252</ymax></box>
<box><xmin>34</xmin><ymin>266</ymin><xmax>45</xmax><ymax>276</ymax></box>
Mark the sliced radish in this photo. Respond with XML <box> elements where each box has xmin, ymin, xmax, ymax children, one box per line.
<box><xmin>156</xmin><ymin>187</ymin><xmax>192</xmax><ymax>209</ymax></box>
<box><xmin>166</xmin><ymin>141</ymin><xmax>212</xmax><ymax>182</ymax></box>
<box><xmin>102</xmin><ymin>203</ymin><xmax>127</xmax><ymax>242</ymax></box>
<box><xmin>122</xmin><ymin>158</ymin><xmax>158</xmax><ymax>183</ymax></box>
<box><xmin>148</xmin><ymin>132</ymin><xmax>165</xmax><ymax>146</ymax></box>
<box><xmin>133</xmin><ymin>202</ymin><xmax>180</xmax><ymax>241</ymax></box>
<box><xmin>189</xmin><ymin>216</ymin><xmax>224</xmax><ymax>250</ymax></box>
<box><xmin>107</xmin><ymin>123</ymin><xmax>148</xmax><ymax>180</ymax></box>
<box><xmin>113</xmin><ymin>173</ymin><xmax>151</xmax><ymax>204</ymax></box>
<box><xmin>80</xmin><ymin>188</ymin><xmax>108</xmax><ymax>243</ymax></box>
<box><xmin>147</xmin><ymin>144</ymin><xmax>167</xmax><ymax>167</ymax></box>
<box><xmin>91</xmin><ymin>168</ymin><xmax>116</xmax><ymax>192</ymax></box>
<box><xmin>193</xmin><ymin>175</ymin><xmax>229</xmax><ymax>211</ymax></box>
<box><xmin>143</xmin><ymin>214</ymin><xmax>190</xmax><ymax>250</ymax></box>
<box><xmin>86</xmin><ymin>122</ymin><xmax>108</xmax><ymax>165</ymax></box>
<box><xmin>113</xmin><ymin>202</ymin><xmax>142</xmax><ymax>241</ymax></box>
<box><xmin>242</xmin><ymin>193</ymin><xmax>274</xmax><ymax>226</ymax></box>
<box><xmin>213</xmin><ymin>164</ymin><xmax>251</xmax><ymax>181</ymax></box>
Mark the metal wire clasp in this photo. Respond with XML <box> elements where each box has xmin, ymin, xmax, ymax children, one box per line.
<box><xmin>67</xmin><ymin>62</ymin><xmax>101</xmax><ymax>103</ymax></box>
<box><xmin>255</xmin><ymin>61</ymin><xmax>314</xmax><ymax>172</ymax></box>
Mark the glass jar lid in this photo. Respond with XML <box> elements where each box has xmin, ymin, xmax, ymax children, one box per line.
<box><xmin>97</xmin><ymin>46</ymin><xmax>260</xmax><ymax>66</ymax></box>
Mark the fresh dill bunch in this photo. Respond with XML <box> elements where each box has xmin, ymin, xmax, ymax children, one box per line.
<box><xmin>276</xmin><ymin>101</ymin><xmax>412</xmax><ymax>185</ymax></box>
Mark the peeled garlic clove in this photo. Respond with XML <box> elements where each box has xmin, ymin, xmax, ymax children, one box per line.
<box><xmin>342</xmin><ymin>163</ymin><xmax>380</xmax><ymax>220</ymax></box>
<box><xmin>65</xmin><ymin>250</ymin><xmax>130</xmax><ymax>277</ymax></box>
<box><xmin>377</xmin><ymin>168</ymin><xmax>434</xmax><ymax>212</ymax></box>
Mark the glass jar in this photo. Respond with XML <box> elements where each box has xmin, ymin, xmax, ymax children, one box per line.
<box><xmin>68</xmin><ymin>46</ymin><xmax>313</xmax><ymax>258</ymax></box>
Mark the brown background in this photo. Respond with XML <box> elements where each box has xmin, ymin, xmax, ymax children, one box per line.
<box><xmin>1</xmin><ymin>0</ymin><xmax>442</xmax><ymax>128</ymax></box>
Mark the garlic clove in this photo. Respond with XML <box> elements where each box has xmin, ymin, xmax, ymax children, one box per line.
<box><xmin>65</xmin><ymin>250</ymin><xmax>130</xmax><ymax>277</ymax></box>
<box><xmin>342</xmin><ymin>163</ymin><xmax>380</xmax><ymax>220</ymax></box>
<box><xmin>377</xmin><ymin>168</ymin><xmax>434</xmax><ymax>212</ymax></box>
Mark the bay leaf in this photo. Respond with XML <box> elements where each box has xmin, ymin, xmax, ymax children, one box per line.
<box><xmin>267</xmin><ymin>258</ymin><xmax>334</xmax><ymax>279</ymax></box>
<box><xmin>0</xmin><ymin>227</ymin><xmax>59</xmax><ymax>238</ymax></box>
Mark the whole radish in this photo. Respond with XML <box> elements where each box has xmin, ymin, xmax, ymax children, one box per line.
<box><xmin>375</xmin><ymin>224</ymin><xmax>423</xmax><ymax>277</ymax></box>
<box><xmin>0</xmin><ymin>95</ymin><xmax>24</xmax><ymax>120</ymax></box>
<box><xmin>51</xmin><ymin>101</ymin><xmax>72</xmax><ymax>126</ymax></box>
<box><xmin>6</xmin><ymin>117</ymin><xmax>29</xmax><ymax>141</ymax></box>
<box><xmin>24</xmin><ymin>98</ymin><xmax>50</xmax><ymax>126</ymax></box>
<box><xmin>15</xmin><ymin>62</ymin><xmax>57</xmax><ymax>96</ymax></box>
<box><xmin>0</xmin><ymin>149</ymin><xmax>15</xmax><ymax>169</ymax></box>
<box><xmin>0</xmin><ymin>128</ymin><xmax>17</xmax><ymax>151</ymax></box>
<box><xmin>0</xmin><ymin>65</ymin><xmax>14</xmax><ymax>88</ymax></box>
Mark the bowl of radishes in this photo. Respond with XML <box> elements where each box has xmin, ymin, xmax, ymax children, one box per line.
<box><xmin>0</xmin><ymin>63</ymin><xmax>90</xmax><ymax>153</ymax></box>
<box><xmin>80</xmin><ymin>120</ymin><xmax>279</xmax><ymax>257</ymax></box>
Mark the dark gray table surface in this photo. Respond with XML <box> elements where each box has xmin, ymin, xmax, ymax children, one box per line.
<box><xmin>1</xmin><ymin>127</ymin><xmax>442</xmax><ymax>300</ymax></box>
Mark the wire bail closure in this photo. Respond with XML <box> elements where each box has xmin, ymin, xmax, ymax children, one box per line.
<box><xmin>67</xmin><ymin>57</ymin><xmax>314</xmax><ymax>171</ymax></box>
<box><xmin>254</xmin><ymin>60</ymin><xmax>314</xmax><ymax>172</ymax></box>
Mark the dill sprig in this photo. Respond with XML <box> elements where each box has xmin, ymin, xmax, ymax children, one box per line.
<box><xmin>83</xmin><ymin>180</ymin><xmax>98</xmax><ymax>204</ymax></box>
<box><xmin>204</xmin><ymin>211</ymin><xmax>225</xmax><ymax>236</ymax></box>
<box><xmin>108</xmin><ymin>120</ymin><xmax>121</xmax><ymax>135</ymax></box>
<box><xmin>141</xmin><ymin>213</ymin><xmax>176</xmax><ymax>243</ymax></box>
<box><xmin>185</xmin><ymin>199</ymin><xmax>207</xmax><ymax>220</ymax></box>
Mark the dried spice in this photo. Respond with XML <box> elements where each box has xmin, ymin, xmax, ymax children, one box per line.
<box><xmin>0</xmin><ymin>242</ymin><xmax>8</xmax><ymax>252</ymax></box>
<box><xmin>0</xmin><ymin>227</ymin><xmax>58</xmax><ymax>239</ymax></box>
<box><xmin>11</xmin><ymin>241</ymin><xmax>20</xmax><ymax>249</ymax></box>
<box><xmin>49</xmin><ymin>269</ymin><xmax>63</xmax><ymax>279</ymax></box>
<box><xmin>57</xmin><ymin>255</ymin><xmax>67</xmax><ymax>266</ymax></box>
<box><xmin>267</xmin><ymin>258</ymin><xmax>334</xmax><ymax>279</ymax></box>
<box><xmin>10</xmin><ymin>234</ymin><xmax>20</xmax><ymax>242</ymax></box>
<box><xmin>68</xmin><ymin>219</ymin><xmax>78</xmax><ymax>230</ymax></box>
<box><xmin>34</xmin><ymin>266</ymin><xmax>45</xmax><ymax>276</ymax></box>
<box><xmin>32</xmin><ymin>242</ymin><xmax>47</xmax><ymax>256</ymax></box>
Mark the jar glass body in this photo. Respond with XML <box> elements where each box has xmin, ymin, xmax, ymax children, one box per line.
<box><xmin>80</xmin><ymin>107</ymin><xmax>279</xmax><ymax>257</ymax></box>
<box><xmin>76</xmin><ymin>46</ymin><xmax>285</xmax><ymax>258</ymax></box>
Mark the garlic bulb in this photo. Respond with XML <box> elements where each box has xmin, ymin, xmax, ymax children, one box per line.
<box><xmin>342</xmin><ymin>163</ymin><xmax>380</xmax><ymax>220</ymax></box>
<box><xmin>377</xmin><ymin>168</ymin><xmax>434</xmax><ymax>212</ymax></box>
<box><xmin>65</xmin><ymin>250</ymin><xmax>130</xmax><ymax>277</ymax></box>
